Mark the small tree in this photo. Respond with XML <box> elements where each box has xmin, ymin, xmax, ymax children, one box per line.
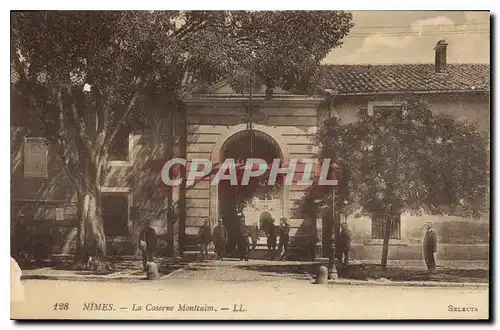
<box><xmin>11</xmin><ymin>11</ymin><xmax>354</xmax><ymax>269</ymax></box>
<box><xmin>313</xmin><ymin>96</ymin><xmax>489</xmax><ymax>269</ymax></box>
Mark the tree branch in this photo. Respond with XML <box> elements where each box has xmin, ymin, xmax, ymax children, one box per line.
<box><xmin>65</xmin><ymin>85</ymin><xmax>95</xmax><ymax>182</ymax></box>
<box><xmin>12</xmin><ymin>50</ymin><xmax>28</xmax><ymax>84</ymax></box>
<box><xmin>173</xmin><ymin>18</ymin><xmax>206</xmax><ymax>41</ymax></box>
<box><xmin>56</xmin><ymin>87</ymin><xmax>84</xmax><ymax>193</ymax></box>
<box><xmin>101</xmin><ymin>75</ymin><xmax>151</xmax><ymax>156</ymax></box>
<box><xmin>92</xmin><ymin>85</ymin><xmax>109</xmax><ymax>155</ymax></box>
<box><xmin>67</xmin><ymin>85</ymin><xmax>90</xmax><ymax>146</ymax></box>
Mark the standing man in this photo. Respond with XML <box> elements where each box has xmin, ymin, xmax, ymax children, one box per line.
<box><xmin>423</xmin><ymin>222</ymin><xmax>438</xmax><ymax>274</ymax></box>
<box><xmin>278</xmin><ymin>217</ymin><xmax>290</xmax><ymax>261</ymax></box>
<box><xmin>238</xmin><ymin>216</ymin><xmax>250</xmax><ymax>261</ymax></box>
<box><xmin>338</xmin><ymin>222</ymin><xmax>353</xmax><ymax>265</ymax></box>
<box><xmin>212</xmin><ymin>218</ymin><xmax>228</xmax><ymax>260</ymax></box>
<box><xmin>250</xmin><ymin>221</ymin><xmax>260</xmax><ymax>251</ymax></box>
<box><xmin>139</xmin><ymin>220</ymin><xmax>157</xmax><ymax>271</ymax></box>
<box><xmin>198</xmin><ymin>219</ymin><xmax>212</xmax><ymax>261</ymax></box>
<box><xmin>266</xmin><ymin>218</ymin><xmax>277</xmax><ymax>260</ymax></box>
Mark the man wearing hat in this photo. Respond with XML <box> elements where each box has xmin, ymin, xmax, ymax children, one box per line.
<box><xmin>422</xmin><ymin>222</ymin><xmax>438</xmax><ymax>274</ymax></box>
<box><xmin>266</xmin><ymin>218</ymin><xmax>277</xmax><ymax>260</ymax></box>
<box><xmin>212</xmin><ymin>218</ymin><xmax>228</xmax><ymax>260</ymax></box>
<box><xmin>138</xmin><ymin>219</ymin><xmax>157</xmax><ymax>271</ymax></box>
<box><xmin>197</xmin><ymin>219</ymin><xmax>212</xmax><ymax>261</ymax></box>
<box><xmin>250</xmin><ymin>221</ymin><xmax>260</xmax><ymax>251</ymax></box>
<box><xmin>238</xmin><ymin>215</ymin><xmax>250</xmax><ymax>261</ymax></box>
<box><xmin>278</xmin><ymin>217</ymin><xmax>291</xmax><ymax>261</ymax></box>
<box><xmin>337</xmin><ymin>222</ymin><xmax>353</xmax><ymax>265</ymax></box>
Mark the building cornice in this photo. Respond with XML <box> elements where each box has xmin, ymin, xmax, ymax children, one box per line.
<box><xmin>184</xmin><ymin>95</ymin><xmax>325</xmax><ymax>108</ymax></box>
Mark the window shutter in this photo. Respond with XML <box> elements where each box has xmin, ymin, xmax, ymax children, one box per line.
<box><xmin>371</xmin><ymin>213</ymin><xmax>401</xmax><ymax>240</ymax></box>
<box><xmin>102</xmin><ymin>194</ymin><xmax>129</xmax><ymax>236</ymax></box>
<box><xmin>391</xmin><ymin>213</ymin><xmax>402</xmax><ymax>239</ymax></box>
<box><xmin>108</xmin><ymin>127</ymin><xmax>130</xmax><ymax>161</ymax></box>
<box><xmin>24</xmin><ymin>138</ymin><xmax>48</xmax><ymax>178</ymax></box>
<box><xmin>372</xmin><ymin>105</ymin><xmax>403</xmax><ymax>119</ymax></box>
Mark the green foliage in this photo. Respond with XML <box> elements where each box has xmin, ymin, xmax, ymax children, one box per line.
<box><xmin>11</xmin><ymin>11</ymin><xmax>354</xmax><ymax>260</ymax></box>
<box><xmin>12</xmin><ymin>10</ymin><xmax>353</xmax><ymax>141</ymax></box>
<box><xmin>310</xmin><ymin>96</ymin><xmax>489</xmax><ymax>220</ymax></box>
<box><xmin>184</xmin><ymin>11</ymin><xmax>354</xmax><ymax>94</ymax></box>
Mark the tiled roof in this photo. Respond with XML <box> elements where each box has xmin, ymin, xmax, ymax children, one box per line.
<box><xmin>319</xmin><ymin>64</ymin><xmax>490</xmax><ymax>95</ymax></box>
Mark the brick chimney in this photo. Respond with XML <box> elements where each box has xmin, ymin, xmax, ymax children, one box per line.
<box><xmin>434</xmin><ymin>39</ymin><xmax>448</xmax><ymax>73</ymax></box>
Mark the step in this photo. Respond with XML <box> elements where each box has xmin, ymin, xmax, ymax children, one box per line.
<box><xmin>183</xmin><ymin>245</ymin><xmax>307</xmax><ymax>260</ymax></box>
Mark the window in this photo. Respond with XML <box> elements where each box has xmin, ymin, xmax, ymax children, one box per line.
<box><xmin>102</xmin><ymin>193</ymin><xmax>129</xmax><ymax>236</ymax></box>
<box><xmin>24</xmin><ymin>137</ymin><xmax>48</xmax><ymax>178</ymax></box>
<box><xmin>108</xmin><ymin>127</ymin><xmax>130</xmax><ymax>161</ymax></box>
<box><xmin>34</xmin><ymin>203</ymin><xmax>55</xmax><ymax>220</ymax></box>
<box><xmin>372</xmin><ymin>105</ymin><xmax>404</xmax><ymax>119</ymax></box>
<box><xmin>366</xmin><ymin>100</ymin><xmax>404</xmax><ymax>241</ymax></box>
<box><xmin>367</xmin><ymin>100</ymin><xmax>403</xmax><ymax>117</ymax></box>
<box><xmin>371</xmin><ymin>213</ymin><xmax>401</xmax><ymax>240</ymax></box>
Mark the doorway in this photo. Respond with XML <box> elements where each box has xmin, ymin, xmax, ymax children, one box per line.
<box><xmin>218</xmin><ymin>130</ymin><xmax>283</xmax><ymax>256</ymax></box>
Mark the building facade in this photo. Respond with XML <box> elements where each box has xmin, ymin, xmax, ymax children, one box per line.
<box><xmin>11</xmin><ymin>40</ymin><xmax>490</xmax><ymax>261</ymax></box>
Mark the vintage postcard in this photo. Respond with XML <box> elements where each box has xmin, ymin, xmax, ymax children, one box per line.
<box><xmin>10</xmin><ymin>10</ymin><xmax>490</xmax><ymax>320</ymax></box>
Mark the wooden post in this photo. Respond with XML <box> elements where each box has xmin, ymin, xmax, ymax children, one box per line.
<box><xmin>165</xmin><ymin>115</ymin><xmax>174</xmax><ymax>257</ymax></box>
<box><xmin>328</xmin><ymin>189</ymin><xmax>338</xmax><ymax>280</ymax></box>
<box><xmin>178</xmin><ymin>105</ymin><xmax>187</xmax><ymax>256</ymax></box>
<box><xmin>249</xmin><ymin>72</ymin><xmax>253</xmax><ymax>158</ymax></box>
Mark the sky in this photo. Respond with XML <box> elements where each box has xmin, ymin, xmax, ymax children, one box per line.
<box><xmin>323</xmin><ymin>11</ymin><xmax>490</xmax><ymax>64</ymax></box>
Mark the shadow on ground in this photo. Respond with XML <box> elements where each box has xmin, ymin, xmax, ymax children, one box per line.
<box><xmin>16</xmin><ymin>255</ymin><xmax>190</xmax><ymax>276</ymax></box>
<box><xmin>237</xmin><ymin>263</ymin><xmax>489</xmax><ymax>283</ymax></box>
<box><xmin>236</xmin><ymin>263</ymin><xmax>321</xmax><ymax>277</ymax></box>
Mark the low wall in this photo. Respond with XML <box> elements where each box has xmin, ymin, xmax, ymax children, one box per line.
<box><xmin>349</xmin><ymin>243</ymin><xmax>489</xmax><ymax>261</ymax></box>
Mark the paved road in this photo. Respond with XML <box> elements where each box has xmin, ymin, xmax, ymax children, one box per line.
<box><xmin>12</xmin><ymin>277</ymin><xmax>489</xmax><ymax>320</ymax></box>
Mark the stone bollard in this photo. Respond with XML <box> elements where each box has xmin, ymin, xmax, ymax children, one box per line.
<box><xmin>146</xmin><ymin>262</ymin><xmax>159</xmax><ymax>280</ymax></box>
<box><xmin>315</xmin><ymin>265</ymin><xmax>328</xmax><ymax>284</ymax></box>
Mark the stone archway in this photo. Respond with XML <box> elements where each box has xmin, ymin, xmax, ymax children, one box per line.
<box><xmin>209</xmin><ymin>123</ymin><xmax>291</xmax><ymax>224</ymax></box>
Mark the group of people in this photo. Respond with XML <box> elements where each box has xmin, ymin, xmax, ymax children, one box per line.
<box><xmin>197</xmin><ymin>215</ymin><xmax>291</xmax><ymax>261</ymax></box>
<box><xmin>137</xmin><ymin>218</ymin><xmax>439</xmax><ymax>274</ymax></box>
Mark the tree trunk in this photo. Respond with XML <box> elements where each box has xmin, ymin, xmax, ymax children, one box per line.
<box><xmin>73</xmin><ymin>189</ymin><xmax>110</xmax><ymax>270</ymax></box>
<box><xmin>380</xmin><ymin>211</ymin><xmax>392</xmax><ymax>270</ymax></box>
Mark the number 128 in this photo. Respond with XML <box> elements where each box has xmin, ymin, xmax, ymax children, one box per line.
<box><xmin>53</xmin><ymin>302</ymin><xmax>69</xmax><ymax>310</ymax></box>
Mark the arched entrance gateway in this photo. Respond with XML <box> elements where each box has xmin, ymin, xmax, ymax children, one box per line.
<box><xmin>183</xmin><ymin>83</ymin><xmax>323</xmax><ymax>259</ymax></box>
<box><xmin>214</xmin><ymin>128</ymin><xmax>287</xmax><ymax>254</ymax></box>
<box><xmin>209</xmin><ymin>124</ymin><xmax>292</xmax><ymax>223</ymax></box>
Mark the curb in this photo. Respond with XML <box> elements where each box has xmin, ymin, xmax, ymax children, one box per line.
<box><xmin>22</xmin><ymin>273</ymin><xmax>489</xmax><ymax>288</ymax></box>
<box><xmin>304</xmin><ymin>272</ymin><xmax>489</xmax><ymax>288</ymax></box>
<box><xmin>159</xmin><ymin>262</ymin><xmax>195</xmax><ymax>279</ymax></box>
<box><xmin>325</xmin><ymin>280</ymin><xmax>489</xmax><ymax>288</ymax></box>
<box><xmin>21</xmin><ymin>275</ymin><xmax>143</xmax><ymax>283</ymax></box>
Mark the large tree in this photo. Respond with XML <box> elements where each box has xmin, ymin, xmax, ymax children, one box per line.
<box><xmin>310</xmin><ymin>96</ymin><xmax>489</xmax><ymax>269</ymax></box>
<box><xmin>11</xmin><ymin>11</ymin><xmax>354</xmax><ymax>269</ymax></box>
